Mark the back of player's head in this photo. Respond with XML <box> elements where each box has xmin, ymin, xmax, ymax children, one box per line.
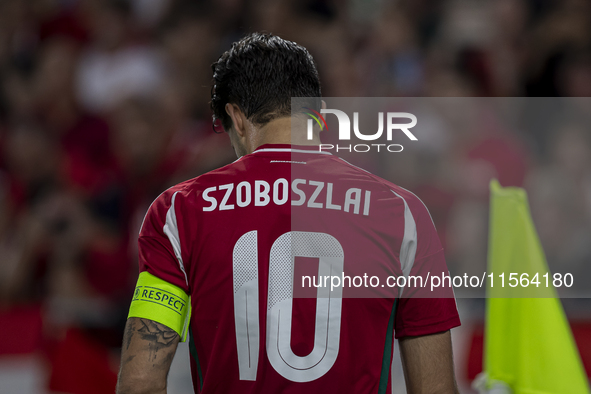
<box><xmin>211</xmin><ymin>32</ymin><xmax>321</xmax><ymax>132</ymax></box>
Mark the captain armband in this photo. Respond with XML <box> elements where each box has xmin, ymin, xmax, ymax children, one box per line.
<box><xmin>128</xmin><ymin>271</ymin><xmax>191</xmax><ymax>342</ymax></box>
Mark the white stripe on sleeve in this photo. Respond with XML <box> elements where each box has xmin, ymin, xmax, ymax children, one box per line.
<box><xmin>163</xmin><ymin>191</ymin><xmax>189</xmax><ymax>286</ymax></box>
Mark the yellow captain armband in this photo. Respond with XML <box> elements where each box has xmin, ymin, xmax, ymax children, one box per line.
<box><xmin>128</xmin><ymin>271</ymin><xmax>191</xmax><ymax>342</ymax></box>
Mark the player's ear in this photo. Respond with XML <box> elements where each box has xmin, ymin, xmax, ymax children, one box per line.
<box><xmin>225</xmin><ymin>103</ymin><xmax>246</xmax><ymax>137</ymax></box>
<box><xmin>321</xmin><ymin>99</ymin><xmax>327</xmax><ymax>110</ymax></box>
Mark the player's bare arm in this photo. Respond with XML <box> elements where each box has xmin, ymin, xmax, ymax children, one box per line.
<box><xmin>399</xmin><ymin>330</ymin><xmax>459</xmax><ymax>394</ymax></box>
<box><xmin>117</xmin><ymin>317</ymin><xmax>179</xmax><ymax>394</ymax></box>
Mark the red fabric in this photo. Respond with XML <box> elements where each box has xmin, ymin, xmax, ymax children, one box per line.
<box><xmin>0</xmin><ymin>305</ymin><xmax>43</xmax><ymax>355</ymax></box>
<box><xmin>48</xmin><ymin>328</ymin><xmax>117</xmax><ymax>394</ymax></box>
<box><xmin>466</xmin><ymin>324</ymin><xmax>484</xmax><ymax>381</ymax></box>
<box><xmin>137</xmin><ymin>144</ymin><xmax>460</xmax><ymax>393</ymax></box>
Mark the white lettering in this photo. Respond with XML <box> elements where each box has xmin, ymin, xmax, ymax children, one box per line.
<box><xmin>255</xmin><ymin>181</ymin><xmax>270</xmax><ymax>206</ymax></box>
<box><xmin>273</xmin><ymin>178</ymin><xmax>288</xmax><ymax>205</ymax></box>
<box><xmin>236</xmin><ymin>181</ymin><xmax>251</xmax><ymax>207</ymax></box>
<box><xmin>353</xmin><ymin>112</ymin><xmax>383</xmax><ymax>140</ymax></box>
<box><xmin>387</xmin><ymin>144</ymin><xmax>403</xmax><ymax>152</ymax></box>
<box><xmin>325</xmin><ymin>183</ymin><xmax>341</xmax><ymax>210</ymax></box>
<box><xmin>387</xmin><ymin>113</ymin><xmax>417</xmax><ymax>141</ymax></box>
<box><xmin>202</xmin><ymin>179</ymin><xmax>371</xmax><ymax>215</ymax></box>
<box><xmin>321</xmin><ymin>109</ymin><xmax>350</xmax><ymax>140</ymax></box>
<box><xmin>363</xmin><ymin>190</ymin><xmax>371</xmax><ymax>216</ymax></box>
<box><xmin>291</xmin><ymin>179</ymin><xmax>306</xmax><ymax>206</ymax></box>
<box><xmin>307</xmin><ymin>181</ymin><xmax>324</xmax><ymax>208</ymax></box>
<box><xmin>344</xmin><ymin>188</ymin><xmax>361</xmax><ymax>214</ymax></box>
<box><xmin>203</xmin><ymin>186</ymin><xmax>217</xmax><ymax>211</ymax></box>
<box><xmin>219</xmin><ymin>183</ymin><xmax>235</xmax><ymax>210</ymax></box>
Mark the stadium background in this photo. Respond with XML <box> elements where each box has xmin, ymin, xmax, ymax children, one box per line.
<box><xmin>0</xmin><ymin>0</ymin><xmax>590</xmax><ymax>393</ymax></box>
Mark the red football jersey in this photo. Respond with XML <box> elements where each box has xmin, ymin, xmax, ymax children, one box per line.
<box><xmin>138</xmin><ymin>144</ymin><xmax>460</xmax><ymax>393</ymax></box>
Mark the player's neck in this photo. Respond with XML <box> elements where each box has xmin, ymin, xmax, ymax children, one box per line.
<box><xmin>249</xmin><ymin>117</ymin><xmax>321</xmax><ymax>153</ymax></box>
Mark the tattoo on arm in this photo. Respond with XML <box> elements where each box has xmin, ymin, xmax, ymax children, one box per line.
<box><xmin>135</xmin><ymin>319</ymin><xmax>178</xmax><ymax>365</ymax></box>
<box><xmin>117</xmin><ymin>318</ymin><xmax>180</xmax><ymax>393</ymax></box>
<box><xmin>121</xmin><ymin>318</ymin><xmax>178</xmax><ymax>364</ymax></box>
<box><xmin>136</xmin><ymin>319</ymin><xmax>178</xmax><ymax>346</ymax></box>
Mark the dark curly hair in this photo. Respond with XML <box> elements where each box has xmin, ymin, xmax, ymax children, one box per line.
<box><xmin>210</xmin><ymin>33</ymin><xmax>321</xmax><ymax>132</ymax></box>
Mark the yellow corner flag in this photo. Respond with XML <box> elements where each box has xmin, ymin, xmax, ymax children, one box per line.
<box><xmin>474</xmin><ymin>179</ymin><xmax>589</xmax><ymax>394</ymax></box>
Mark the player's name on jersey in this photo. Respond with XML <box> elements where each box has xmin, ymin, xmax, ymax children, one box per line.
<box><xmin>202</xmin><ymin>178</ymin><xmax>370</xmax><ymax>216</ymax></box>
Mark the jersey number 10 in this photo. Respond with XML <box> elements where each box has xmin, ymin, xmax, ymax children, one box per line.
<box><xmin>232</xmin><ymin>231</ymin><xmax>345</xmax><ymax>382</ymax></box>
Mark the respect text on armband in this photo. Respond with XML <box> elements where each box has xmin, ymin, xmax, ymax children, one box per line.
<box><xmin>132</xmin><ymin>286</ymin><xmax>187</xmax><ymax>315</ymax></box>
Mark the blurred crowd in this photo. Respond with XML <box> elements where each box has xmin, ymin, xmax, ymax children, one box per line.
<box><xmin>0</xmin><ymin>0</ymin><xmax>590</xmax><ymax>392</ymax></box>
